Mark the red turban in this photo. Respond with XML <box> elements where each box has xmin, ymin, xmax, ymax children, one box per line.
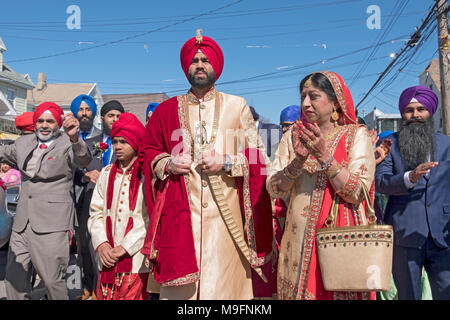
<box><xmin>15</xmin><ymin>112</ymin><xmax>35</xmax><ymax>132</ymax></box>
<box><xmin>111</xmin><ymin>113</ymin><xmax>145</xmax><ymax>152</ymax></box>
<box><xmin>107</xmin><ymin>113</ymin><xmax>145</xmax><ymax>216</ymax></box>
<box><xmin>33</xmin><ymin>102</ymin><xmax>64</xmax><ymax>127</ymax></box>
<box><xmin>180</xmin><ymin>35</ymin><xmax>224</xmax><ymax>81</ymax></box>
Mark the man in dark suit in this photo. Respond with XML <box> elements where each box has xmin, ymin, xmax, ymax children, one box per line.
<box><xmin>1</xmin><ymin>102</ymin><xmax>91</xmax><ymax>300</ymax></box>
<box><xmin>71</xmin><ymin>95</ymin><xmax>101</xmax><ymax>141</ymax></box>
<box><xmin>375</xmin><ymin>86</ymin><xmax>450</xmax><ymax>300</ymax></box>
<box><xmin>249</xmin><ymin>106</ymin><xmax>281</xmax><ymax>160</ymax></box>
<box><xmin>73</xmin><ymin>100</ymin><xmax>124</xmax><ymax>300</ymax></box>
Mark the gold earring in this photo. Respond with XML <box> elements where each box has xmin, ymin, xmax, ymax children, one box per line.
<box><xmin>331</xmin><ymin>107</ymin><xmax>339</xmax><ymax>125</ymax></box>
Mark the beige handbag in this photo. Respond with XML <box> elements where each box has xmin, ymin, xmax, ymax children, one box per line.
<box><xmin>316</xmin><ymin>183</ymin><xmax>393</xmax><ymax>292</ymax></box>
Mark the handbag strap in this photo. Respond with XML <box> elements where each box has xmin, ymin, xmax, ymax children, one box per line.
<box><xmin>360</xmin><ymin>181</ymin><xmax>377</xmax><ymax>225</ymax></box>
<box><xmin>327</xmin><ymin>182</ymin><xmax>376</xmax><ymax>227</ymax></box>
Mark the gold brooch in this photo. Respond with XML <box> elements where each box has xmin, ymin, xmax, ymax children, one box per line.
<box><xmin>196</xmin><ymin>29</ymin><xmax>203</xmax><ymax>44</ymax></box>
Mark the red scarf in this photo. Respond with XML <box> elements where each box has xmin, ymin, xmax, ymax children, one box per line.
<box><xmin>100</xmin><ymin>159</ymin><xmax>142</xmax><ymax>285</ymax></box>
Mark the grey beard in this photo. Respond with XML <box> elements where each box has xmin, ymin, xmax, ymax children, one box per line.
<box><xmin>79</xmin><ymin>116</ymin><xmax>94</xmax><ymax>132</ymax></box>
<box><xmin>188</xmin><ymin>70</ymin><xmax>216</xmax><ymax>89</ymax></box>
<box><xmin>398</xmin><ymin>117</ymin><xmax>435</xmax><ymax>170</ymax></box>
<box><xmin>35</xmin><ymin>128</ymin><xmax>60</xmax><ymax>142</ymax></box>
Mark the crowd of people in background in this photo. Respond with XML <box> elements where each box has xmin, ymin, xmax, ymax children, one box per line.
<box><xmin>0</xmin><ymin>31</ymin><xmax>448</xmax><ymax>300</ymax></box>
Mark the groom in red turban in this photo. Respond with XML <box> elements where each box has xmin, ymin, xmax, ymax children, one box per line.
<box><xmin>140</xmin><ymin>31</ymin><xmax>274</xmax><ymax>300</ymax></box>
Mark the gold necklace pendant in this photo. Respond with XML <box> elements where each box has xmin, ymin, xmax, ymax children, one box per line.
<box><xmin>324</xmin><ymin>125</ymin><xmax>340</xmax><ymax>141</ymax></box>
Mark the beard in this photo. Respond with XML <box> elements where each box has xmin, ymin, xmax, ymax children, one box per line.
<box><xmin>35</xmin><ymin>127</ymin><xmax>60</xmax><ymax>142</ymax></box>
<box><xmin>78</xmin><ymin>115</ymin><xmax>94</xmax><ymax>132</ymax></box>
<box><xmin>398</xmin><ymin>117</ymin><xmax>435</xmax><ymax>170</ymax></box>
<box><xmin>102</xmin><ymin>119</ymin><xmax>112</xmax><ymax>136</ymax></box>
<box><xmin>188</xmin><ymin>69</ymin><xmax>216</xmax><ymax>89</ymax></box>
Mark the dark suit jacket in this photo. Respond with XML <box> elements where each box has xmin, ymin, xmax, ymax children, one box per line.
<box><xmin>375</xmin><ymin>132</ymin><xmax>450</xmax><ymax>248</ymax></box>
<box><xmin>258</xmin><ymin>122</ymin><xmax>282</xmax><ymax>159</ymax></box>
<box><xmin>73</xmin><ymin>134</ymin><xmax>116</xmax><ymax>214</ymax></box>
<box><xmin>0</xmin><ymin>133</ymin><xmax>92</xmax><ymax>233</ymax></box>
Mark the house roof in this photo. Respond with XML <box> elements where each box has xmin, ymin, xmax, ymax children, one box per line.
<box><xmin>0</xmin><ymin>37</ymin><xmax>6</xmax><ymax>52</ymax></box>
<box><xmin>0</xmin><ymin>63</ymin><xmax>35</xmax><ymax>89</ymax></box>
<box><xmin>102</xmin><ymin>93</ymin><xmax>169</xmax><ymax>124</ymax></box>
<box><xmin>27</xmin><ymin>83</ymin><xmax>96</xmax><ymax>107</ymax></box>
<box><xmin>421</xmin><ymin>58</ymin><xmax>441</xmax><ymax>92</ymax></box>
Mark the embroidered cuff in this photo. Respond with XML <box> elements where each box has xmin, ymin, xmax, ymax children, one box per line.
<box><xmin>154</xmin><ymin>156</ymin><xmax>171</xmax><ymax>180</ymax></box>
<box><xmin>121</xmin><ymin>237</ymin><xmax>143</xmax><ymax>257</ymax></box>
<box><xmin>339</xmin><ymin>172</ymin><xmax>361</xmax><ymax>200</ymax></box>
<box><xmin>227</xmin><ymin>153</ymin><xmax>246</xmax><ymax>177</ymax></box>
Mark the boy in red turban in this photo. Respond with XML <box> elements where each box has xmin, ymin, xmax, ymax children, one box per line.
<box><xmin>140</xmin><ymin>31</ymin><xmax>274</xmax><ymax>300</ymax></box>
<box><xmin>88</xmin><ymin>113</ymin><xmax>155</xmax><ymax>300</ymax></box>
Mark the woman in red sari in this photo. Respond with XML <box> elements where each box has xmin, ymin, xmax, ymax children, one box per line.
<box><xmin>267</xmin><ymin>71</ymin><xmax>376</xmax><ymax>300</ymax></box>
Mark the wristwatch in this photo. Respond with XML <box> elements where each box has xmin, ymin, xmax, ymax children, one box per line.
<box><xmin>223</xmin><ymin>155</ymin><xmax>232</xmax><ymax>172</ymax></box>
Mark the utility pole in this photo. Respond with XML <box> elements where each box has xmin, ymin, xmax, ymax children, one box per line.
<box><xmin>436</xmin><ymin>0</ymin><xmax>450</xmax><ymax>135</ymax></box>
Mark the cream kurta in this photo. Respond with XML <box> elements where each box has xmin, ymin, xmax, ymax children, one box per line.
<box><xmin>267</xmin><ymin>125</ymin><xmax>375</xmax><ymax>300</ymax></box>
<box><xmin>88</xmin><ymin>164</ymin><xmax>149</xmax><ymax>274</ymax></box>
<box><xmin>154</xmin><ymin>89</ymin><xmax>268</xmax><ymax>300</ymax></box>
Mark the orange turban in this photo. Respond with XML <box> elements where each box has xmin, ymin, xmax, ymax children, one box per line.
<box><xmin>15</xmin><ymin>112</ymin><xmax>35</xmax><ymax>132</ymax></box>
<box><xmin>33</xmin><ymin>102</ymin><xmax>64</xmax><ymax>127</ymax></box>
<box><xmin>180</xmin><ymin>35</ymin><xmax>224</xmax><ymax>81</ymax></box>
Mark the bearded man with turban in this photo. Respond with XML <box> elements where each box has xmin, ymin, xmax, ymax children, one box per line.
<box><xmin>71</xmin><ymin>94</ymin><xmax>101</xmax><ymax>141</ymax></box>
<box><xmin>0</xmin><ymin>102</ymin><xmax>92</xmax><ymax>300</ymax></box>
<box><xmin>375</xmin><ymin>85</ymin><xmax>450</xmax><ymax>300</ymax></box>
<box><xmin>140</xmin><ymin>31</ymin><xmax>274</xmax><ymax>300</ymax></box>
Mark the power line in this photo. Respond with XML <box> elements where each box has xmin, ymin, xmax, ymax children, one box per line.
<box><xmin>355</xmin><ymin>0</ymin><xmax>439</xmax><ymax>110</ymax></box>
<box><xmin>0</xmin><ymin>0</ymin><xmax>363</xmax><ymax>27</ymax></box>
<box><xmin>349</xmin><ymin>0</ymin><xmax>410</xmax><ymax>87</ymax></box>
<box><xmin>4</xmin><ymin>0</ymin><xmax>246</xmax><ymax>64</ymax></box>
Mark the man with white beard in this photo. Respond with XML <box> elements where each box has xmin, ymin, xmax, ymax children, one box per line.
<box><xmin>0</xmin><ymin>101</ymin><xmax>92</xmax><ymax>300</ymax></box>
<box><xmin>375</xmin><ymin>86</ymin><xmax>450</xmax><ymax>300</ymax></box>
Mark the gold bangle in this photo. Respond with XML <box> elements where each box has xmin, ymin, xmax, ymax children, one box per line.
<box><xmin>287</xmin><ymin>162</ymin><xmax>301</xmax><ymax>177</ymax></box>
<box><xmin>327</xmin><ymin>165</ymin><xmax>343</xmax><ymax>179</ymax></box>
<box><xmin>283</xmin><ymin>166</ymin><xmax>298</xmax><ymax>180</ymax></box>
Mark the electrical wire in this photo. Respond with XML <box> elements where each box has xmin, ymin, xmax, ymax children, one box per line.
<box><xmin>4</xmin><ymin>0</ymin><xmax>246</xmax><ymax>64</ymax></box>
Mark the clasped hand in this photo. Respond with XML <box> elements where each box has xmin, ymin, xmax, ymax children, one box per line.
<box><xmin>167</xmin><ymin>150</ymin><xmax>224</xmax><ymax>175</ymax></box>
<box><xmin>97</xmin><ymin>242</ymin><xmax>127</xmax><ymax>269</ymax></box>
<box><xmin>292</xmin><ymin>121</ymin><xmax>330</xmax><ymax>162</ymax></box>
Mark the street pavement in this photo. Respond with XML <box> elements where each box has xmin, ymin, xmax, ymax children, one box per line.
<box><xmin>0</xmin><ymin>248</ymin><xmax>84</xmax><ymax>300</ymax></box>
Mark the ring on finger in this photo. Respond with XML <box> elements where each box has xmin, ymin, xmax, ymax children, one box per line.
<box><xmin>307</xmin><ymin>140</ymin><xmax>315</xmax><ymax>148</ymax></box>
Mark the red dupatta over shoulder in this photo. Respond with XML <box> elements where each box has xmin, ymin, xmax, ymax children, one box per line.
<box><xmin>140</xmin><ymin>94</ymin><xmax>273</xmax><ymax>288</ymax></box>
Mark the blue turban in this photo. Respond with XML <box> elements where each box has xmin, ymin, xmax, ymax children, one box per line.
<box><xmin>399</xmin><ymin>86</ymin><xmax>439</xmax><ymax>116</ymax></box>
<box><xmin>378</xmin><ymin>130</ymin><xmax>393</xmax><ymax>140</ymax></box>
<box><xmin>146</xmin><ymin>103</ymin><xmax>159</xmax><ymax>117</ymax></box>
<box><xmin>71</xmin><ymin>94</ymin><xmax>97</xmax><ymax>117</ymax></box>
<box><xmin>280</xmin><ymin>105</ymin><xmax>300</xmax><ymax>123</ymax></box>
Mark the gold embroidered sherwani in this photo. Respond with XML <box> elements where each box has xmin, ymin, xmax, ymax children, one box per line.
<box><xmin>266</xmin><ymin>125</ymin><xmax>375</xmax><ymax>299</ymax></box>
<box><xmin>153</xmin><ymin>88</ymin><xmax>268</xmax><ymax>300</ymax></box>
<box><xmin>88</xmin><ymin>164</ymin><xmax>149</xmax><ymax>274</ymax></box>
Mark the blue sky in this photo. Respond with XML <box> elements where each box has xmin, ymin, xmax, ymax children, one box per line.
<box><xmin>0</xmin><ymin>0</ymin><xmax>441</xmax><ymax>123</ymax></box>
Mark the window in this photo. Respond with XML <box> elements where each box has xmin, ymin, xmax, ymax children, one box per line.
<box><xmin>6</xmin><ymin>89</ymin><xmax>15</xmax><ymax>107</ymax></box>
